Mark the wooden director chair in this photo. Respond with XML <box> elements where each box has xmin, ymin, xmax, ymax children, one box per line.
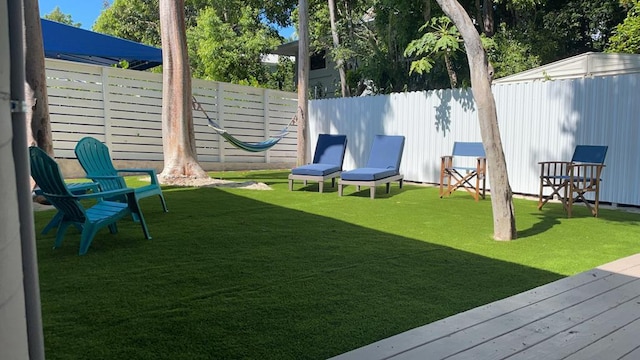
<box><xmin>538</xmin><ymin>145</ymin><xmax>608</xmax><ymax>217</ymax></box>
<box><xmin>439</xmin><ymin>142</ymin><xmax>487</xmax><ymax>201</ymax></box>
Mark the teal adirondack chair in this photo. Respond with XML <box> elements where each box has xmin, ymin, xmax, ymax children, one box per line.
<box><xmin>74</xmin><ymin>137</ymin><xmax>168</xmax><ymax>214</ymax></box>
<box><xmin>29</xmin><ymin>146</ymin><xmax>152</xmax><ymax>255</ymax></box>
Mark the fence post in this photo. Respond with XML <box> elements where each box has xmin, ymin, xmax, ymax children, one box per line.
<box><xmin>216</xmin><ymin>82</ymin><xmax>225</xmax><ymax>164</ymax></box>
<box><xmin>264</xmin><ymin>89</ymin><xmax>270</xmax><ymax>163</ymax></box>
<box><xmin>101</xmin><ymin>67</ymin><xmax>114</xmax><ymax>153</ymax></box>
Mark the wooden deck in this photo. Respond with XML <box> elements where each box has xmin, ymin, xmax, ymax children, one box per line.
<box><xmin>330</xmin><ymin>253</ymin><xmax>640</xmax><ymax>360</ymax></box>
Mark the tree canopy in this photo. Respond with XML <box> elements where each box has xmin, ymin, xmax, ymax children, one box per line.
<box><xmin>93</xmin><ymin>0</ymin><xmax>636</xmax><ymax>94</ymax></box>
<box><xmin>44</xmin><ymin>6</ymin><xmax>81</xmax><ymax>27</ymax></box>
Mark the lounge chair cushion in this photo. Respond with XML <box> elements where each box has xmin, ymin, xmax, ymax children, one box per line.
<box><xmin>312</xmin><ymin>134</ymin><xmax>348</xmax><ymax>166</ymax></box>
<box><xmin>291</xmin><ymin>163</ymin><xmax>342</xmax><ymax>176</ymax></box>
<box><xmin>340</xmin><ymin>167</ymin><xmax>398</xmax><ymax>181</ymax></box>
<box><xmin>366</xmin><ymin>135</ymin><xmax>405</xmax><ymax>169</ymax></box>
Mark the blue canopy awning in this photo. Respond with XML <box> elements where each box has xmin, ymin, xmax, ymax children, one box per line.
<box><xmin>41</xmin><ymin>19</ymin><xmax>162</xmax><ymax>70</ymax></box>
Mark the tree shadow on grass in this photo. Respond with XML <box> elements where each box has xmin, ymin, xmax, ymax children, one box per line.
<box><xmin>35</xmin><ymin>187</ymin><xmax>565</xmax><ymax>360</ymax></box>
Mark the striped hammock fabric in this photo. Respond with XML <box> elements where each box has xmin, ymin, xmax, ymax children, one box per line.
<box><xmin>193</xmin><ymin>96</ymin><xmax>293</xmax><ymax>153</ymax></box>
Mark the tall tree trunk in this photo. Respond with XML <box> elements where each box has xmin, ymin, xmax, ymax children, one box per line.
<box><xmin>443</xmin><ymin>52</ymin><xmax>458</xmax><ymax>88</ymax></box>
<box><xmin>423</xmin><ymin>0</ymin><xmax>432</xmax><ymax>22</ymax></box>
<box><xmin>482</xmin><ymin>0</ymin><xmax>494</xmax><ymax>36</ymax></box>
<box><xmin>475</xmin><ymin>0</ymin><xmax>482</xmax><ymax>30</ymax></box>
<box><xmin>158</xmin><ymin>0</ymin><xmax>207</xmax><ymax>180</ymax></box>
<box><xmin>328</xmin><ymin>0</ymin><xmax>350</xmax><ymax>97</ymax></box>
<box><xmin>435</xmin><ymin>0</ymin><xmax>516</xmax><ymax>241</ymax></box>
<box><xmin>297</xmin><ymin>0</ymin><xmax>310</xmax><ymax>165</ymax></box>
<box><xmin>24</xmin><ymin>0</ymin><xmax>53</xmax><ymax>191</ymax></box>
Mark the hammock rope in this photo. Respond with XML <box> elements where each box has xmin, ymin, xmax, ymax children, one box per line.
<box><xmin>192</xmin><ymin>96</ymin><xmax>296</xmax><ymax>153</ymax></box>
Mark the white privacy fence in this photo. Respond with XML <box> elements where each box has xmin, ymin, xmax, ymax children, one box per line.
<box><xmin>308</xmin><ymin>73</ymin><xmax>640</xmax><ymax>206</ymax></box>
<box><xmin>47</xmin><ymin>59</ymin><xmax>298</xmax><ymax>165</ymax></box>
<box><xmin>46</xmin><ymin>58</ymin><xmax>640</xmax><ymax>206</ymax></box>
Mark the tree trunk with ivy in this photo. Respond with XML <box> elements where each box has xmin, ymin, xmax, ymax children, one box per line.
<box><xmin>158</xmin><ymin>0</ymin><xmax>208</xmax><ymax>180</ymax></box>
<box><xmin>435</xmin><ymin>0</ymin><xmax>517</xmax><ymax>241</ymax></box>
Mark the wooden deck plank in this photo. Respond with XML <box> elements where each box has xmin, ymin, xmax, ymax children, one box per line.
<box><xmin>563</xmin><ymin>316</ymin><xmax>640</xmax><ymax>360</ymax></box>
<box><xmin>620</xmin><ymin>342</ymin><xmax>640</xmax><ymax>359</ymax></box>
<box><xmin>390</xmin><ymin>273</ymin><xmax>637</xmax><ymax>360</ymax></box>
<box><xmin>330</xmin><ymin>254</ymin><xmax>640</xmax><ymax>360</ymax></box>
<box><xmin>445</xmin><ymin>278</ymin><xmax>640</xmax><ymax>360</ymax></box>
<box><xmin>508</xmin><ymin>286</ymin><xmax>640</xmax><ymax>360</ymax></box>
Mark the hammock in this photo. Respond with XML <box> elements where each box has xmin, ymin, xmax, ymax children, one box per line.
<box><xmin>192</xmin><ymin>96</ymin><xmax>294</xmax><ymax>153</ymax></box>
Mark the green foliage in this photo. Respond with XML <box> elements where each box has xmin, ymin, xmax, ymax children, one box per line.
<box><xmin>93</xmin><ymin>0</ymin><xmax>162</xmax><ymax>46</ymax></box>
<box><xmin>606</xmin><ymin>0</ymin><xmax>640</xmax><ymax>53</ymax></box>
<box><xmin>267</xmin><ymin>57</ymin><xmax>296</xmax><ymax>92</ymax></box>
<box><xmin>489</xmin><ymin>24</ymin><xmax>542</xmax><ymax>78</ymax></box>
<box><xmin>405</xmin><ymin>17</ymin><xmax>462</xmax><ymax>75</ymax></box>
<box><xmin>541</xmin><ymin>0</ymin><xmax>625</xmax><ymax>55</ymax></box>
<box><xmin>44</xmin><ymin>6</ymin><xmax>81</xmax><ymax>27</ymax></box>
<box><xmin>93</xmin><ymin>0</ymin><xmax>292</xmax><ymax>90</ymax></box>
<box><xmin>188</xmin><ymin>6</ymin><xmax>281</xmax><ymax>85</ymax></box>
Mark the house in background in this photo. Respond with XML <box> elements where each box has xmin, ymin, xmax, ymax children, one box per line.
<box><xmin>274</xmin><ymin>40</ymin><xmax>340</xmax><ymax>99</ymax></box>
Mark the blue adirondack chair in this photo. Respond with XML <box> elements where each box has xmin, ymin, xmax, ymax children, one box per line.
<box><xmin>74</xmin><ymin>137</ymin><xmax>168</xmax><ymax>215</ymax></box>
<box><xmin>29</xmin><ymin>147</ymin><xmax>151</xmax><ymax>255</ymax></box>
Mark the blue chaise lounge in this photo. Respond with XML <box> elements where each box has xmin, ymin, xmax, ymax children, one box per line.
<box><xmin>288</xmin><ymin>134</ymin><xmax>348</xmax><ymax>193</ymax></box>
<box><xmin>338</xmin><ymin>135</ymin><xmax>405</xmax><ymax>199</ymax></box>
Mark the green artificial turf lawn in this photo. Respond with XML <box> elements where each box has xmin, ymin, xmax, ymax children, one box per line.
<box><xmin>34</xmin><ymin>170</ymin><xmax>640</xmax><ymax>359</ymax></box>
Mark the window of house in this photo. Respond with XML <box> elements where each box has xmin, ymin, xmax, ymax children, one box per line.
<box><xmin>310</xmin><ymin>50</ymin><xmax>326</xmax><ymax>70</ymax></box>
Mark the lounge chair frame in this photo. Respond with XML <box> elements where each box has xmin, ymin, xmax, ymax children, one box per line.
<box><xmin>289</xmin><ymin>134</ymin><xmax>348</xmax><ymax>193</ymax></box>
<box><xmin>338</xmin><ymin>135</ymin><xmax>405</xmax><ymax>199</ymax></box>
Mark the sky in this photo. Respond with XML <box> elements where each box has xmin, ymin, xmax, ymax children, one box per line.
<box><xmin>39</xmin><ymin>0</ymin><xmax>105</xmax><ymax>29</ymax></box>
<box><xmin>38</xmin><ymin>0</ymin><xmax>295</xmax><ymax>37</ymax></box>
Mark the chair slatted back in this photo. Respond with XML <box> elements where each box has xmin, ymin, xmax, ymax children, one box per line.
<box><xmin>29</xmin><ymin>147</ymin><xmax>87</xmax><ymax>222</ymax></box>
<box><xmin>75</xmin><ymin>137</ymin><xmax>128</xmax><ymax>191</ymax></box>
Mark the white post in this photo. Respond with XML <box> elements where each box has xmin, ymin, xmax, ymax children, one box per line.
<box><xmin>0</xmin><ymin>1</ymin><xmax>30</xmax><ymax>356</ymax></box>
<box><xmin>216</xmin><ymin>82</ymin><xmax>225</xmax><ymax>163</ymax></box>
<box><xmin>101</xmin><ymin>66</ymin><xmax>114</xmax><ymax>150</ymax></box>
<box><xmin>2</xmin><ymin>0</ymin><xmax>45</xmax><ymax>358</ymax></box>
<box><xmin>263</xmin><ymin>89</ymin><xmax>270</xmax><ymax>163</ymax></box>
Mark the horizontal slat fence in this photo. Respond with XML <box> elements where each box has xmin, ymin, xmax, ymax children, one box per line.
<box><xmin>47</xmin><ymin>58</ymin><xmax>640</xmax><ymax>206</ymax></box>
<box><xmin>309</xmin><ymin>73</ymin><xmax>640</xmax><ymax>206</ymax></box>
<box><xmin>46</xmin><ymin>59</ymin><xmax>297</xmax><ymax>166</ymax></box>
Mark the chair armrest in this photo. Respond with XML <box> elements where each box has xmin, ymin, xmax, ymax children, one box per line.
<box><xmin>116</xmin><ymin>168</ymin><xmax>157</xmax><ymax>175</ymax></box>
<box><xmin>116</xmin><ymin>168</ymin><xmax>160</xmax><ymax>185</ymax></box>
<box><xmin>77</xmin><ymin>188</ymin><xmax>134</xmax><ymax>200</ymax></box>
<box><xmin>86</xmin><ymin>175</ymin><xmax>121</xmax><ymax>180</ymax></box>
<box><xmin>43</xmin><ymin>187</ymin><xmax>134</xmax><ymax>200</ymax></box>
